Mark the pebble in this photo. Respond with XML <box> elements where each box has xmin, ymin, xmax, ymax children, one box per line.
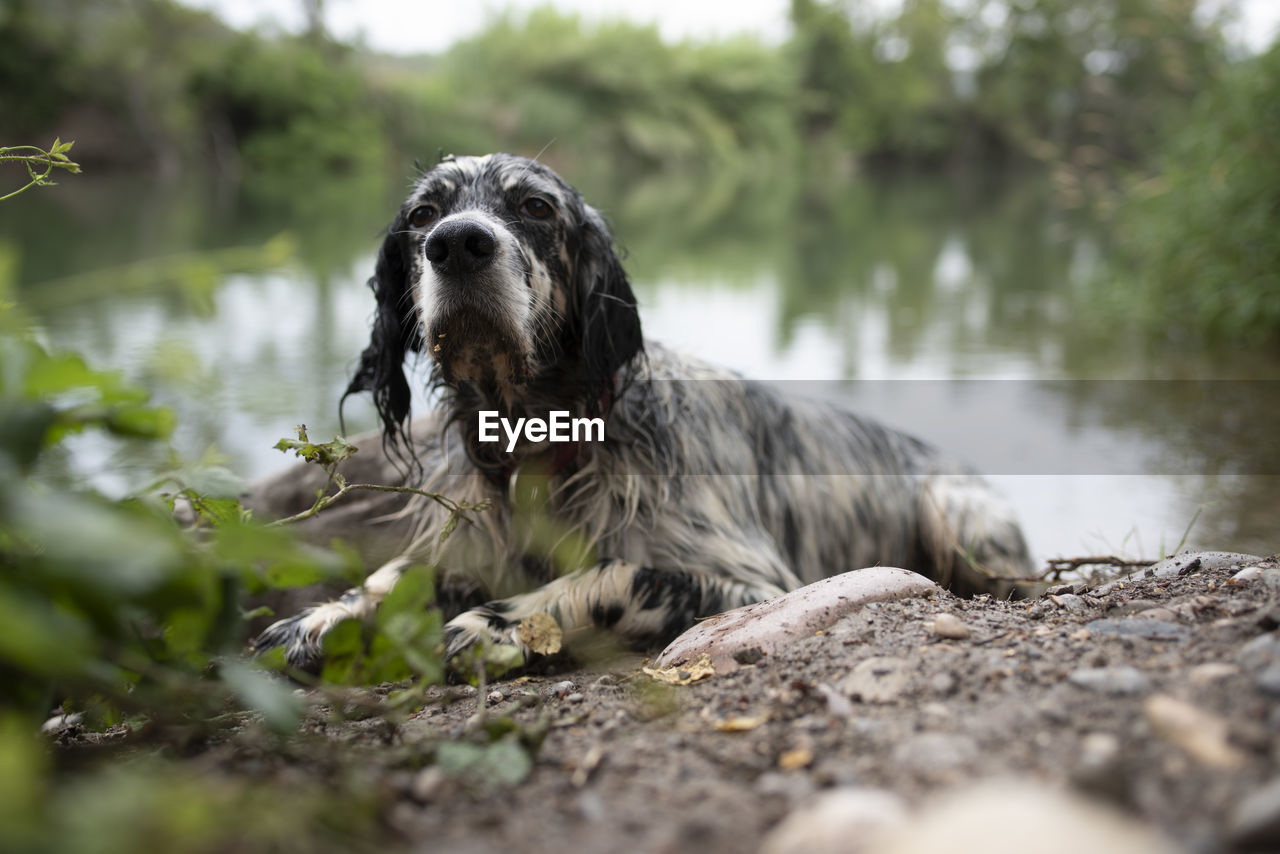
<box><xmin>932</xmin><ymin>613</ymin><xmax>972</xmax><ymax>640</ymax></box>
<box><xmin>873</xmin><ymin>780</ymin><xmax>1176</xmax><ymax>854</ymax></box>
<box><xmin>486</xmin><ymin>689</ymin><xmax>504</xmax><ymax>704</ymax></box>
<box><xmin>890</xmin><ymin>733</ymin><xmax>979</xmax><ymax>782</ymax></box>
<box><xmin>1147</xmin><ymin>550</ymin><xmax>1262</xmax><ymax>578</ymax></box>
<box><xmin>1226</xmin><ymin>775</ymin><xmax>1280</xmax><ymax>851</ymax></box>
<box><xmin>927</xmin><ymin>671</ymin><xmax>959</xmax><ymax>697</ymax></box>
<box><xmin>758</xmin><ymin>787</ymin><xmax>908</xmax><ymax>854</ymax></box>
<box><xmin>654</xmin><ymin>567</ymin><xmax>939</xmax><ymax>672</ymax></box>
<box><xmin>1051</xmin><ymin>593</ymin><xmax>1091</xmax><ymax>613</ymax></box>
<box><xmin>1256</xmin><ymin>665</ymin><xmax>1280</xmax><ymax>697</ymax></box>
<box><xmin>1238</xmin><ymin>633</ymin><xmax>1280</xmax><ymax>671</ymax></box>
<box><xmin>1068</xmin><ymin>666</ymin><xmax>1150</xmax><ymax>696</ymax></box>
<box><xmin>842</xmin><ymin>656</ymin><xmax>910</xmax><ymax>704</ymax></box>
<box><xmin>1187</xmin><ymin>662</ymin><xmax>1238</xmax><ymax>685</ymax></box>
<box><xmin>1085</xmin><ymin>618</ymin><xmax>1187</xmax><ymax>641</ymax></box>
<box><xmin>566</xmin><ymin>692</ymin><xmax>586</xmax><ymax>704</ymax></box>
<box><xmin>1231</xmin><ymin>565</ymin><xmax>1264</xmax><ymax>584</ymax></box>
<box><xmin>1071</xmin><ymin>732</ymin><xmax>1128</xmax><ymax>805</ymax></box>
<box><xmin>1047</xmin><ymin>582</ymin><xmax>1087</xmax><ymax>596</ymax></box>
<box><xmin>1108</xmin><ymin>598</ymin><xmax>1161</xmax><ymax>615</ymax></box>
<box><xmin>409</xmin><ymin>766</ymin><xmax>447</xmax><ymax>802</ymax></box>
<box><xmin>1144</xmin><ymin>693</ymin><xmax>1246</xmax><ymax>769</ymax></box>
<box><xmin>754</xmin><ymin>771</ymin><xmax>817</xmax><ymax>805</ymax></box>
<box><xmin>1132</xmin><ymin>607</ymin><xmax>1178</xmax><ymax>622</ymax></box>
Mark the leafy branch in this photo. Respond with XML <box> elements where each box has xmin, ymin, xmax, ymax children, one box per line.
<box><xmin>270</xmin><ymin>425</ymin><xmax>490</xmax><ymax>542</ymax></box>
<box><xmin>0</xmin><ymin>138</ymin><xmax>81</xmax><ymax>201</ymax></box>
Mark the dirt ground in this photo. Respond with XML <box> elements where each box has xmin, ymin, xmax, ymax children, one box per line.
<box><xmin>59</xmin><ymin>551</ymin><xmax>1280</xmax><ymax>853</ymax></box>
<box><xmin>280</xmin><ymin>551</ymin><xmax>1280</xmax><ymax>853</ymax></box>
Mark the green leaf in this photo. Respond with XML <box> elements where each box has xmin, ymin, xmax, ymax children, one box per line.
<box><xmin>273</xmin><ymin>426</ymin><xmax>358</xmax><ymax>467</ymax></box>
<box><xmin>219</xmin><ymin>660</ymin><xmax>301</xmax><ymax>734</ymax></box>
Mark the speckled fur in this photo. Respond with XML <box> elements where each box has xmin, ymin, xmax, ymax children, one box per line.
<box><xmin>254</xmin><ymin>154</ymin><xmax>1036</xmax><ymax>671</ymax></box>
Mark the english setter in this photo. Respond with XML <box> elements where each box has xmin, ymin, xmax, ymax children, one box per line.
<box><xmin>253</xmin><ymin>153</ymin><xmax>1036</xmax><ymax>671</ymax></box>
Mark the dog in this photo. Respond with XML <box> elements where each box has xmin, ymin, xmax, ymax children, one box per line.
<box><xmin>252</xmin><ymin>153</ymin><xmax>1037</xmax><ymax>672</ymax></box>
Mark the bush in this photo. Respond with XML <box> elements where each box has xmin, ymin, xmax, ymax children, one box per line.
<box><xmin>1105</xmin><ymin>44</ymin><xmax>1280</xmax><ymax>345</ymax></box>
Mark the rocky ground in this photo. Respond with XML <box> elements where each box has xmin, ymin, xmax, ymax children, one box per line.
<box><xmin>314</xmin><ymin>551</ymin><xmax>1280</xmax><ymax>853</ymax></box>
<box><xmin>54</xmin><ymin>551</ymin><xmax>1280</xmax><ymax>853</ymax></box>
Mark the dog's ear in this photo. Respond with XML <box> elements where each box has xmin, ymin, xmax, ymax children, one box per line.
<box><xmin>342</xmin><ymin>224</ymin><xmax>422</xmax><ymax>455</ymax></box>
<box><xmin>577</xmin><ymin>208</ymin><xmax>643</xmax><ymax>403</ymax></box>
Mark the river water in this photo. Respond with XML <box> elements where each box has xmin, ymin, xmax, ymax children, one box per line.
<box><xmin>5</xmin><ymin>165</ymin><xmax>1275</xmax><ymax>565</ymax></box>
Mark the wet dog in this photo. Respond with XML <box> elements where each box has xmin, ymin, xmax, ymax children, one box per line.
<box><xmin>253</xmin><ymin>153</ymin><xmax>1036</xmax><ymax>671</ymax></box>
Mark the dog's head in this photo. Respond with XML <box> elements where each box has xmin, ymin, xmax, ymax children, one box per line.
<box><xmin>345</xmin><ymin>153</ymin><xmax>643</xmax><ymax>453</ymax></box>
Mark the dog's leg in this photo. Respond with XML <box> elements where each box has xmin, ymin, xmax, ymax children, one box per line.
<box><xmin>442</xmin><ymin>558</ymin><xmax>786</xmax><ymax>664</ymax></box>
<box><xmin>917</xmin><ymin>474</ymin><xmax>1040</xmax><ymax>599</ymax></box>
<box><xmin>252</xmin><ymin>556</ymin><xmax>413</xmax><ymax>670</ymax></box>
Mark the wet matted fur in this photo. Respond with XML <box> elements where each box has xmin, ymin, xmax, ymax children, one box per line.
<box><xmin>253</xmin><ymin>153</ymin><xmax>1036</xmax><ymax>670</ymax></box>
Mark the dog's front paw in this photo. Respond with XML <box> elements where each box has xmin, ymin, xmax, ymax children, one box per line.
<box><xmin>443</xmin><ymin>606</ymin><xmax>531</xmax><ymax>677</ymax></box>
<box><xmin>252</xmin><ymin>595</ymin><xmax>362</xmax><ymax>673</ymax></box>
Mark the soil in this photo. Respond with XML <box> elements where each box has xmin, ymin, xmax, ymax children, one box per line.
<box><xmin>60</xmin><ymin>553</ymin><xmax>1280</xmax><ymax>853</ymax></box>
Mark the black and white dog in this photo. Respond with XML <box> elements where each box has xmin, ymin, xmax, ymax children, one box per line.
<box><xmin>253</xmin><ymin>153</ymin><xmax>1036</xmax><ymax>671</ymax></box>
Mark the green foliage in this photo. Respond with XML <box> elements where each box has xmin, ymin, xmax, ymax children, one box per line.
<box><xmin>1103</xmin><ymin>44</ymin><xmax>1280</xmax><ymax>344</ymax></box>
<box><xmin>0</xmin><ymin>138</ymin><xmax>80</xmax><ymax>200</ymax></box>
<box><xmin>0</xmin><ymin>310</ymin><xmax>348</xmax><ymax>725</ymax></box>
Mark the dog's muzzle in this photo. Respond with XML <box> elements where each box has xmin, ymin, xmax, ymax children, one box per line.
<box><xmin>425</xmin><ymin>219</ymin><xmax>497</xmax><ymax>277</ymax></box>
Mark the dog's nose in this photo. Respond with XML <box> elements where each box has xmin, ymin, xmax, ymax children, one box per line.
<box><xmin>424</xmin><ymin>219</ymin><xmax>497</xmax><ymax>275</ymax></box>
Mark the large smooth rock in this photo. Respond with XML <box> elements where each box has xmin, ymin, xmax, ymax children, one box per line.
<box><xmin>654</xmin><ymin>567</ymin><xmax>939</xmax><ymax>673</ymax></box>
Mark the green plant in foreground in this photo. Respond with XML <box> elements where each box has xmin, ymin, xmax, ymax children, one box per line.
<box><xmin>0</xmin><ymin>139</ymin><xmax>80</xmax><ymax>201</ymax></box>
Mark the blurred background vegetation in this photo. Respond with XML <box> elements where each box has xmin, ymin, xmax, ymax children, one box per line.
<box><xmin>2</xmin><ymin>0</ymin><xmax>1276</xmax><ymax>343</ymax></box>
<box><xmin>1</xmin><ymin>0</ymin><xmax>1278</xmax><ymax>849</ymax></box>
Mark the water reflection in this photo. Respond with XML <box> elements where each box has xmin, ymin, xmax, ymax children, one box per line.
<box><xmin>3</xmin><ymin>164</ymin><xmax>1274</xmax><ymax>562</ymax></box>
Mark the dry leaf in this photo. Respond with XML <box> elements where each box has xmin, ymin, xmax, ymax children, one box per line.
<box><xmin>518</xmin><ymin>613</ymin><xmax>563</xmax><ymax>655</ymax></box>
<box><xmin>713</xmin><ymin>714</ymin><xmax>767</xmax><ymax>732</ymax></box>
<box><xmin>642</xmin><ymin>654</ymin><xmax>716</xmax><ymax>685</ymax></box>
<box><xmin>778</xmin><ymin>747</ymin><xmax>813</xmax><ymax>770</ymax></box>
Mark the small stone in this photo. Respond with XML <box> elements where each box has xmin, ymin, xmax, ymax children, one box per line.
<box><xmin>1256</xmin><ymin>666</ymin><xmax>1280</xmax><ymax>697</ymax></box>
<box><xmin>1047</xmin><ymin>582</ymin><xmax>1086</xmax><ymax>596</ymax></box>
<box><xmin>1231</xmin><ymin>565</ymin><xmax>1264</xmax><ymax>584</ymax></box>
<box><xmin>1261</xmin><ymin>566</ymin><xmax>1280</xmax><ymax>592</ymax></box>
<box><xmin>755</xmin><ymin>771</ymin><xmax>817</xmax><ymax>804</ymax></box>
<box><xmin>1147</xmin><ymin>550</ymin><xmax>1261</xmax><ymax>578</ymax></box>
<box><xmin>1068</xmin><ymin>666</ymin><xmax>1150</xmax><ymax>696</ymax></box>
<box><xmin>1131</xmin><ymin>608</ymin><xmax>1176</xmax><ymax>622</ymax></box>
<box><xmin>1108</xmin><ymin>598</ymin><xmax>1161</xmax><ymax>615</ymax></box>
<box><xmin>566</xmin><ymin>692</ymin><xmax>585</xmax><ymax>704</ymax></box>
<box><xmin>1239</xmin><ymin>633</ymin><xmax>1280</xmax><ymax>671</ymax></box>
<box><xmin>891</xmin><ymin>733</ymin><xmax>979</xmax><ymax>782</ymax></box>
<box><xmin>1227</xmin><ymin>775</ymin><xmax>1280</xmax><ymax>850</ymax></box>
<box><xmin>1071</xmin><ymin>732</ymin><xmax>1128</xmax><ymax>804</ymax></box>
<box><xmin>486</xmin><ymin>689</ymin><xmax>504</xmax><ymax>704</ymax></box>
<box><xmin>759</xmin><ymin>788</ymin><xmax>908</xmax><ymax>854</ymax></box>
<box><xmin>1144</xmin><ymin>693</ymin><xmax>1247</xmax><ymax>769</ymax></box>
<box><xmin>552</xmin><ymin>680</ymin><xmax>577</xmax><ymax>698</ymax></box>
<box><xmin>842</xmin><ymin>656</ymin><xmax>910</xmax><ymax>704</ymax></box>
<box><xmin>874</xmin><ymin>780</ymin><xmax>1176</xmax><ymax>854</ymax></box>
<box><xmin>932</xmin><ymin>613</ymin><xmax>972</xmax><ymax>640</ymax></box>
<box><xmin>927</xmin><ymin>671</ymin><xmax>958</xmax><ymax>697</ymax></box>
<box><xmin>1188</xmin><ymin>662</ymin><xmax>1238</xmax><ymax>685</ymax></box>
<box><xmin>409</xmin><ymin>766</ymin><xmax>447</xmax><ymax>802</ymax></box>
<box><xmin>1085</xmin><ymin>618</ymin><xmax>1187</xmax><ymax>641</ymax></box>
<box><xmin>1051</xmin><ymin>593</ymin><xmax>1091</xmax><ymax>613</ymax></box>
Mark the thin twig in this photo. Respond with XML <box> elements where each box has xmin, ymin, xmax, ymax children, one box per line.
<box><xmin>268</xmin><ymin>479</ymin><xmax>488</xmax><ymax>528</ymax></box>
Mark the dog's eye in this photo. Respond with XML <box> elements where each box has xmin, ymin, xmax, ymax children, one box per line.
<box><xmin>408</xmin><ymin>204</ymin><xmax>439</xmax><ymax>228</ymax></box>
<box><xmin>521</xmin><ymin>197</ymin><xmax>553</xmax><ymax>219</ymax></box>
